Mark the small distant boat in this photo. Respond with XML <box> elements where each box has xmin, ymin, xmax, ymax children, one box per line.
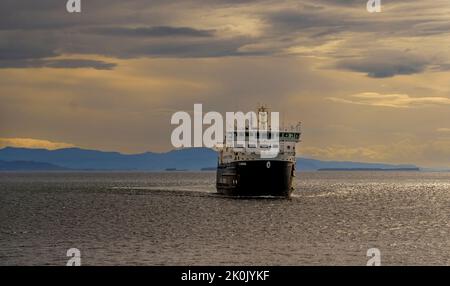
<box><xmin>201</xmin><ymin>167</ymin><xmax>217</xmax><ymax>171</ymax></box>
<box><xmin>216</xmin><ymin>106</ymin><xmax>302</xmax><ymax>198</ymax></box>
<box><xmin>165</xmin><ymin>168</ymin><xmax>187</xmax><ymax>172</ymax></box>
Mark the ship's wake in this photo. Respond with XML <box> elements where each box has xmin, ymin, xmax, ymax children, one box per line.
<box><xmin>109</xmin><ymin>186</ymin><xmax>300</xmax><ymax>200</ymax></box>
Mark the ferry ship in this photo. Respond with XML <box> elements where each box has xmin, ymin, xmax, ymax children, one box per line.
<box><xmin>216</xmin><ymin>106</ymin><xmax>301</xmax><ymax>198</ymax></box>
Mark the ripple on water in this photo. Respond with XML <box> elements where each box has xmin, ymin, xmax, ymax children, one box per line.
<box><xmin>0</xmin><ymin>171</ymin><xmax>449</xmax><ymax>265</ymax></box>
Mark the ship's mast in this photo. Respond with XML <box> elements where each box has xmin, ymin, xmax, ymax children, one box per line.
<box><xmin>257</xmin><ymin>105</ymin><xmax>270</xmax><ymax>131</ymax></box>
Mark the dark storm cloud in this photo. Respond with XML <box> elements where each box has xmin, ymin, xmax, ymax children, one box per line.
<box><xmin>268</xmin><ymin>10</ymin><xmax>341</xmax><ymax>30</ymax></box>
<box><xmin>39</xmin><ymin>59</ymin><xmax>116</xmax><ymax>70</ymax></box>
<box><xmin>0</xmin><ymin>0</ymin><xmax>84</xmax><ymax>30</ymax></box>
<box><xmin>127</xmin><ymin>38</ymin><xmax>259</xmax><ymax>58</ymax></box>
<box><xmin>0</xmin><ymin>0</ymin><xmax>255</xmax><ymax>68</ymax></box>
<box><xmin>307</xmin><ymin>0</ymin><xmax>408</xmax><ymax>14</ymax></box>
<box><xmin>0</xmin><ymin>0</ymin><xmax>449</xmax><ymax>73</ymax></box>
<box><xmin>314</xmin><ymin>0</ymin><xmax>366</xmax><ymax>7</ymax></box>
<box><xmin>87</xmin><ymin>26</ymin><xmax>215</xmax><ymax>38</ymax></box>
<box><xmin>261</xmin><ymin>2</ymin><xmax>450</xmax><ymax>77</ymax></box>
<box><xmin>0</xmin><ymin>0</ymin><xmax>260</xmax><ymax>31</ymax></box>
<box><xmin>336</xmin><ymin>51</ymin><xmax>429</xmax><ymax>78</ymax></box>
<box><xmin>54</xmin><ymin>30</ymin><xmax>256</xmax><ymax>59</ymax></box>
<box><xmin>265</xmin><ymin>7</ymin><xmax>444</xmax><ymax>37</ymax></box>
<box><xmin>0</xmin><ymin>31</ymin><xmax>111</xmax><ymax>69</ymax></box>
<box><xmin>0</xmin><ymin>59</ymin><xmax>117</xmax><ymax>70</ymax></box>
<box><xmin>0</xmin><ymin>42</ymin><xmax>57</xmax><ymax>60</ymax></box>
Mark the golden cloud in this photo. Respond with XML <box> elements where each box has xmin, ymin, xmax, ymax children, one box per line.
<box><xmin>436</xmin><ymin>128</ymin><xmax>450</xmax><ymax>133</ymax></box>
<box><xmin>0</xmin><ymin>138</ymin><xmax>74</xmax><ymax>150</ymax></box>
<box><xmin>301</xmin><ymin>138</ymin><xmax>450</xmax><ymax>168</ymax></box>
<box><xmin>328</xmin><ymin>92</ymin><xmax>450</xmax><ymax>108</ymax></box>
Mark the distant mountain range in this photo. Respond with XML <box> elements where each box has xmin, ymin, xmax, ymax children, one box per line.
<box><xmin>0</xmin><ymin>147</ymin><xmax>217</xmax><ymax>171</ymax></box>
<box><xmin>0</xmin><ymin>147</ymin><xmax>421</xmax><ymax>171</ymax></box>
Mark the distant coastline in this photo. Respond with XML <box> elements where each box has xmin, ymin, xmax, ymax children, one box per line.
<box><xmin>165</xmin><ymin>168</ymin><xmax>188</xmax><ymax>172</ymax></box>
<box><xmin>318</xmin><ymin>167</ymin><xmax>421</xmax><ymax>172</ymax></box>
<box><xmin>0</xmin><ymin>146</ymin><xmax>428</xmax><ymax>172</ymax></box>
<box><xmin>200</xmin><ymin>167</ymin><xmax>217</xmax><ymax>171</ymax></box>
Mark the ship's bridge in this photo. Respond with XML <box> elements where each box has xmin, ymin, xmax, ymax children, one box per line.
<box><xmin>218</xmin><ymin>127</ymin><xmax>301</xmax><ymax>164</ymax></box>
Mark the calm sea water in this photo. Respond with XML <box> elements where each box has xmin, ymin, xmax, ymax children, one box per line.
<box><xmin>0</xmin><ymin>171</ymin><xmax>449</xmax><ymax>265</ymax></box>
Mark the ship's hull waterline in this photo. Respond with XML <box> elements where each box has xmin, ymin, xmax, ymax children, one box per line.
<box><xmin>216</xmin><ymin>160</ymin><xmax>295</xmax><ymax>198</ymax></box>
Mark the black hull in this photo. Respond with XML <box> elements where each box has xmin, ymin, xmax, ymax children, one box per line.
<box><xmin>216</xmin><ymin>160</ymin><xmax>295</xmax><ymax>198</ymax></box>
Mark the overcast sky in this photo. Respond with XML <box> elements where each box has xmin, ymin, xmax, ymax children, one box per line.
<box><xmin>1</xmin><ymin>0</ymin><xmax>450</xmax><ymax>167</ymax></box>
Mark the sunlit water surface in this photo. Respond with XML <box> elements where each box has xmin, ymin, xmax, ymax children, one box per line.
<box><xmin>0</xmin><ymin>171</ymin><xmax>449</xmax><ymax>265</ymax></box>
